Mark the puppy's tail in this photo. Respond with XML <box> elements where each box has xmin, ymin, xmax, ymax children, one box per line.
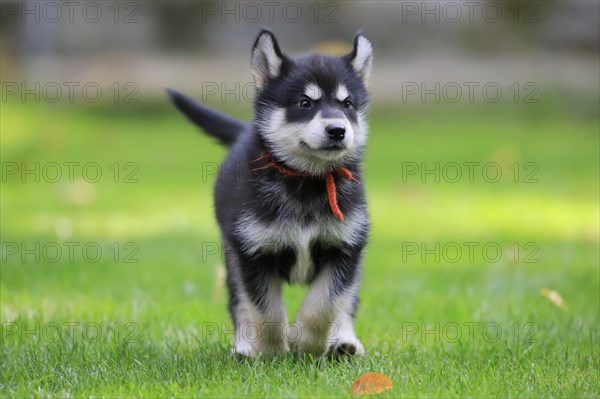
<box><xmin>166</xmin><ymin>88</ymin><xmax>246</xmax><ymax>146</ymax></box>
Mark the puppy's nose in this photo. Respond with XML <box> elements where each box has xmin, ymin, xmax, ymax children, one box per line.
<box><xmin>326</xmin><ymin>124</ymin><xmax>346</xmax><ymax>141</ymax></box>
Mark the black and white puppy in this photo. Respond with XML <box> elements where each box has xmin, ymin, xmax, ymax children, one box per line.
<box><xmin>168</xmin><ymin>29</ymin><xmax>372</xmax><ymax>358</ymax></box>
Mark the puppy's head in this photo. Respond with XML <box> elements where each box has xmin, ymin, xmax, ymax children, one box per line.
<box><xmin>251</xmin><ymin>30</ymin><xmax>373</xmax><ymax>174</ymax></box>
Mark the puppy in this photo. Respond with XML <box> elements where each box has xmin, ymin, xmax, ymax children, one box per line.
<box><xmin>168</xmin><ymin>29</ymin><xmax>372</xmax><ymax>358</ymax></box>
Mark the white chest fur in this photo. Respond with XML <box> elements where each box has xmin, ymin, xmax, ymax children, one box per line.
<box><xmin>236</xmin><ymin>211</ymin><xmax>366</xmax><ymax>284</ymax></box>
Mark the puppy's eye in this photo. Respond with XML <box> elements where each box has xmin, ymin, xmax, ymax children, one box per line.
<box><xmin>343</xmin><ymin>98</ymin><xmax>353</xmax><ymax>109</ymax></box>
<box><xmin>299</xmin><ymin>99</ymin><xmax>312</xmax><ymax>109</ymax></box>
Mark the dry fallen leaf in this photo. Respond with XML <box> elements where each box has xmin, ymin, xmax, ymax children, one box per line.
<box><xmin>350</xmin><ymin>372</ymin><xmax>393</xmax><ymax>396</ymax></box>
<box><xmin>540</xmin><ymin>288</ymin><xmax>568</xmax><ymax>310</ymax></box>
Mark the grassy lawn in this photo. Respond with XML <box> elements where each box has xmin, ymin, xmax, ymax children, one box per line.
<box><xmin>1</xmin><ymin>97</ymin><xmax>598</xmax><ymax>397</ymax></box>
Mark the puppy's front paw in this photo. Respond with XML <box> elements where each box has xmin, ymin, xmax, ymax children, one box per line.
<box><xmin>290</xmin><ymin>327</ymin><xmax>329</xmax><ymax>357</ymax></box>
<box><xmin>234</xmin><ymin>342</ymin><xmax>256</xmax><ymax>359</ymax></box>
<box><xmin>329</xmin><ymin>338</ymin><xmax>365</xmax><ymax>357</ymax></box>
<box><xmin>235</xmin><ymin>336</ymin><xmax>291</xmax><ymax>359</ymax></box>
<box><xmin>291</xmin><ymin>338</ymin><xmax>328</xmax><ymax>357</ymax></box>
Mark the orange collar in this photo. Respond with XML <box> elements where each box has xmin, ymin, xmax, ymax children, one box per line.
<box><xmin>251</xmin><ymin>151</ymin><xmax>355</xmax><ymax>221</ymax></box>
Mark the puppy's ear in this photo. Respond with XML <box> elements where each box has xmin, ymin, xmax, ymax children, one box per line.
<box><xmin>345</xmin><ymin>32</ymin><xmax>373</xmax><ymax>86</ymax></box>
<box><xmin>251</xmin><ymin>29</ymin><xmax>285</xmax><ymax>90</ymax></box>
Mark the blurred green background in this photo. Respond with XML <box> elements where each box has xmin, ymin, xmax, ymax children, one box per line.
<box><xmin>1</xmin><ymin>1</ymin><xmax>598</xmax><ymax>397</ymax></box>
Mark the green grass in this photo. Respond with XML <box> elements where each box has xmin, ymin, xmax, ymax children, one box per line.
<box><xmin>1</xmin><ymin>97</ymin><xmax>598</xmax><ymax>397</ymax></box>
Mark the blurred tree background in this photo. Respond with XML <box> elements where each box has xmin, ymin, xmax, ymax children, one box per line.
<box><xmin>1</xmin><ymin>1</ymin><xmax>598</xmax><ymax>103</ymax></box>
